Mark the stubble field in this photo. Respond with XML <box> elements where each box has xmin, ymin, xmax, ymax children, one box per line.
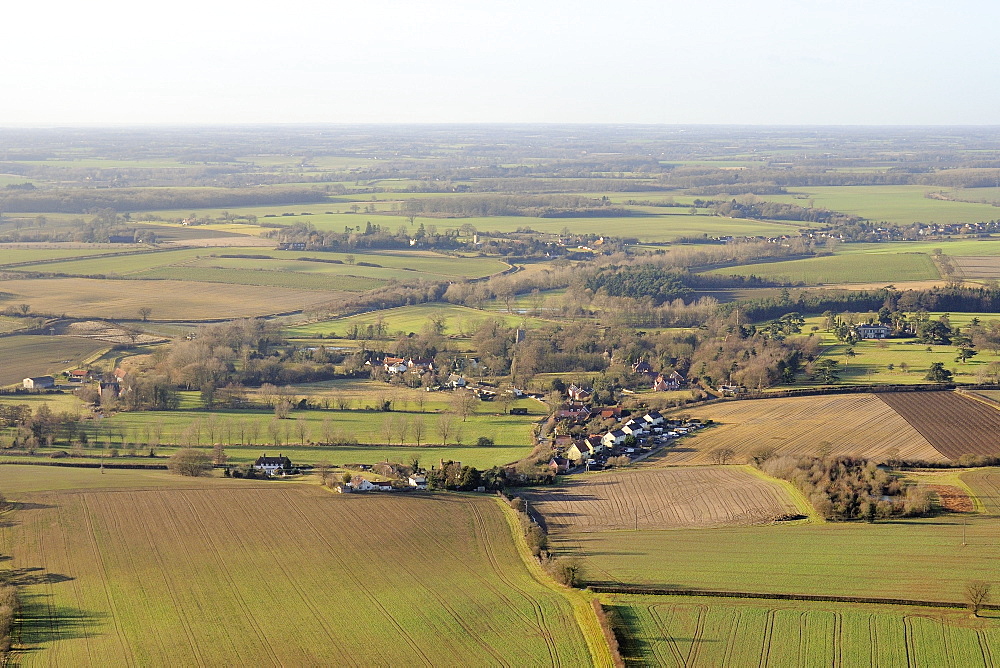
<box><xmin>523</xmin><ymin>466</ymin><xmax>804</xmax><ymax>532</ymax></box>
<box><xmin>1</xmin><ymin>467</ymin><xmax>592</xmax><ymax>666</ymax></box>
<box><xmin>879</xmin><ymin>392</ymin><xmax>1000</xmax><ymax>460</ymax></box>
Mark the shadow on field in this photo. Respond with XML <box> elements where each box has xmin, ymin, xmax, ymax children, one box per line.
<box><xmin>606</xmin><ymin>603</ymin><xmax>718</xmax><ymax>663</ymax></box>
<box><xmin>17</xmin><ymin>592</ymin><xmax>103</xmax><ymax>646</ymax></box>
<box><xmin>14</xmin><ymin>503</ymin><xmax>56</xmax><ymax>512</ymax></box>
<box><xmin>7</xmin><ymin>567</ymin><xmax>74</xmax><ymax>586</ymax></box>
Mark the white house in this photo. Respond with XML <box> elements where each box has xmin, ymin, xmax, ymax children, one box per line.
<box><xmin>621</xmin><ymin>419</ymin><xmax>647</xmax><ymax>436</ymax></box>
<box><xmin>602</xmin><ymin>429</ymin><xmax>627</xmax><ymax>448</ymax></box>
<box><xmin>253</xmin><ymin>454</ymin><xmax>292</xmax><ymax>475</ymax></box>
<box><xmin>642</xmin><ymin>411</ymin><xmax>665</xmax><ymax>426</ymax></box>
<box><xmin>408</xmin><ymin>475</ymin><xmax>428</xmax><ymax>490</ymax></box>
<box><xmin>854</xmin><ymin>323</ymin><xmax>891</xmax><ymax>340</ymax></box>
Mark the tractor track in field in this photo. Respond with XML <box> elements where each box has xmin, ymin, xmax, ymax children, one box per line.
<box><xmin>80</xmin><ymin>495</ymin><xmax>135</xmax><ymax>668</ymax></box>
<box><xmin>174</xmin><ymin>491</ymin><xmax>282</xmax><ymax>666</ymax></box>
<box><xmin>469</xmin><ymin>500</ymin><xmax>561</xmax><ymax>667</ymax></box>
<box><xmin>281</xmin><ymin>493</ymin><xmax>435</xmax><ymax>666</ymax></box>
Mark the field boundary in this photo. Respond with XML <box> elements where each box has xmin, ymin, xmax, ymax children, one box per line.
<box><xmin>493</xmin><ymin>497</ymin><xmax>617</xmax><ymax>668</ymax></box>
<box><xmin>587</xmin><ymin>586</ymin><xmax>999</xmax><ymax>611</ymax></box>
<box><xmin>0</xmin><ymin>460</ymin><xmax>168</xmax><ymax>470</ymax></box>
<box><xmin>741</xmin><ymin>464</ymin><xmax>822</xmax><ymax>522</ymax></box>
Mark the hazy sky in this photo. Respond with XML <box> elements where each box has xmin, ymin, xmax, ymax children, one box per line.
<box><xmin>5</xmin><ymin>0</ymin><xmax>999</xmax><ymax>125</ymax></box>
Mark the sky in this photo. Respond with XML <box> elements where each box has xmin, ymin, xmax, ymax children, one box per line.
<box><xmin>4</xmin><ymin>0</ymin><xmax>1000</xmax><ymax>126</ymax></box>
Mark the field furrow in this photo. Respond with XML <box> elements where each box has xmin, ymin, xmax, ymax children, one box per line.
<box><xmin>880</xmin><ymin>391</ymin><xmax>1000</xmax><ymax>460</ymax></box>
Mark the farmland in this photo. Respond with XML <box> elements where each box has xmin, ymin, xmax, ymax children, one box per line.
<box><xmin>964</xmin><ymin>468</ymin><xmax>1000</xmax><ymax>515</ymax></box>
<box><xmin>0</xmin><ymin>277</ymin><xmax>340</xmax><ymax>320</ymax></box>
<box><xmin>523</xmin><ymin>466</ymin><xmax>804</xmax><ymax>532</ymax></box>
<box><xmin>0</xmin><ymin>466</ymin><xmax>593</xmax><ymax>666</ymax></box>
<box><xmin>607</xmin><ymin>594</ymin><xmax>1000</xmax><ymax>667</ymax></box>
<box><xmin>705</xmin><ymin>251</ymin><xmax>939</xmax><ymax>285</ymax></box>
<box><xmin>879</xmin><ymin>392</ymin><xmax>1000</xmax><ymax>460</ymax></box>
<box><xmin>552</xmin><ymin>506</ymin><xmax>1000</xmax><ymax>602</ymax></box>
<box><xmin>0</xmin><ymin>335</ymin><xmax>109</xmax><ymax>387</ymax></box>
<box><xmin>656</xmin><ymin>394</ymin><xmax>943</xmax><ymax>465</ymax></box>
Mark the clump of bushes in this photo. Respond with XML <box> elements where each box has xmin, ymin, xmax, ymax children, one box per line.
<box><xmin>756</xmin><ymin>454</ymin><xmax>932</xmax><ymax>521</ymax></box>
<box><xmin>167</xmin><ymin>448</ymin><xmax>213</xmax><ymax>477</ymax></box>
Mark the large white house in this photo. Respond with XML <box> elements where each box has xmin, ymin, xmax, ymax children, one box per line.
<box><xmin>253</xmin><ymin>454</ymin><xmax>292</xmax><ymax>475</ymax></box>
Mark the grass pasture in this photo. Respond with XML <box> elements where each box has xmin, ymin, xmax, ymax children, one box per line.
<box><xmin>608</xmin><ymin>594</ymin><xmax>1000</xmax><ymax>667</ymax></box>
<box><xmin>706</xmin><ymin>251</ymin><xmax>939</xmax><ymax>285</ymax></box>
<box><xmin>0</xmin><ymin>335</ymin><xmax>109</xmax><ymax>387</ymax></box>
<box><xmin>524</xmin><ymin>466</ymin><xmax>804</xmax><ymax>532</ymax></box>
<box><xmin>658</xmin><ymin>394</ymin><xmax>943</xmax><ymax>465</ymax></box>
<box><xmin>0</xmin><ymin>467</ymin><xmax>592</xmax><ymax>666</ymax></box>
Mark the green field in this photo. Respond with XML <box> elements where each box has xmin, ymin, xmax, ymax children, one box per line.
<box><xmin>608</xmin><ymin>594</ymin><xmax>1000</xmax><ymax>667</ymax></box>
<box><xmin>0</xmin><ymin>335</ymin><xmax>109</xmax><ymax>387</ymax></box>
<box><xmin>551</xmin><ymin>468</ymin><xmax>1000</xmax><ymax>604</ymax></box>
<box><xmin>707</xmin><ymin>252</ymin><xmax>940</xmax><ymax>285</ymax></box>
<box><xmin>0</xmin><ymin>467</ymin><xmax>594</xmax><ymax>665</ymax></box>
<box><xmin>767</xmin><ymin>185</ymin><xmax>1000</xmax><ymax>225</ymax></box>
<box><xmin>0</xmin><ymin>245</ymin><xmax>137</xmax><ymax>266</ymax></box>
<box><xmin>288</xmin><ymin>302</ymin><xmax>553</xmax><ymax>338</ymax></box>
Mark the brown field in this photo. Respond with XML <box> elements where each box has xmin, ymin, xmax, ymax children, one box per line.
<box><xmin>0</xmin><ymin>467</ymin><xmax>592</xmax><ymax>666</ymax></box>
<box><xmin>0</xmin><ymin>277</ymin><xmax>340</xmax><ymax>320</ymax></box>
<box><xmin>963</xmin><ymin>468</ymin><xmax>1000</xmax><ymax>515</ymax></box>
<box><xmin>879</xmin><ymin>391</ymin><xmax>1000</xmax><ymax>460</ymax></box>
<box><xmin>0</xmin><ymin>335</ymin><xmax>110</xmax><ymax>387</ymax></box>
<box><xmin>928</xmin><ymin>484</ymin><xmax>974</xmax><ymax>512</ymax></box>
<box><xmin>952</xmin><ymin>255</ymin><xmax>1000</xmax><ymax>279</ymax></box>
<box><xmin>524</xmin><ymin>466</ymin><xmax>803</xmax><ymax>532</ymax></box>
<box><xmin>660</xmin><ymin>394</ymin><xmax>943</xmax><ymax>465</ymax></box>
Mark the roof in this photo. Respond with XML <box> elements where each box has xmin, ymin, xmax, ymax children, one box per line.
<box><xmin>254</xmin><ymin>454</ymin><xmax>291</xmax><ymax>466</ymax></box>
<box><xmin>26</xmin><ymin>376</ymin><xmax>55</xmax><ymax>382</ymax></box>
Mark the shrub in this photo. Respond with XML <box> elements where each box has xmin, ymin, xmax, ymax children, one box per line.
<box><xmin>167</xmin><ymin>448</ymin><xmax>213</xmax><ymax>477</ymax></box>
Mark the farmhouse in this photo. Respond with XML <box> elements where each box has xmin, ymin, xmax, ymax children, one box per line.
<box><xmin>446</xmin><ymin>374</ymin><xmax>467</xmax><ymax>388</ymax></box>
<box><xmin>408</xmin><ymin>474</ymin><xmax>428</xmax><ymax>490</ymax></box>
<box><xmin>23</xmin><ymin>376</ymin><xmax>55</xmax><ymax>390</ymax></box>
<box><xmin>253</xmin><ymin>453</ymin><xmax>292</xmax><ymax>475</ymax></box>
<box><xmin>854</xmin><ymin>323</ymin><xmax>891</xmax><ymax>340</ymax></box>
<box><xmin>68</xmin><ymin>369</ymin><xmax>89</xmax><ymax>383</ymax></box>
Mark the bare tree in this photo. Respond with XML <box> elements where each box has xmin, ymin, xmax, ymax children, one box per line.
<box><xmin>138</xmin><ymin>306</ymin><xmax>152</xmax><ymax>321</ymax></box>
<box><xmin>415</xmin><ymin>392</ymin><xmax>427</xmax><ymax>413</ymax></box>
<box><xmin>966</xmin><ymin>581</ymin><xmax>991</xmax><ymax>617</ymax></box>
<box><xmin>382</xmin><ymin>415</ymin><xmax>396</xmax><ymax>445</ymax></box>
<box><xmin>296</xmin><ymin>415</ymin><xmax>310</xmax><ymax>445</ymax></box>
<box><xmin>412</xmin><ymin>417</ymin><xmax>425</xmax><ymax>446</ymax></box>
<box><xmin>437</xmin><ymin>412</ymin><xmax>454</xmax><ymax>445</ymax></box>
<box><xmin>711</xmin><ymin>447</ymin><xmax>736</xmax><ymax>465</ymax></box>
<box><xmin>452</xmin><ymin>391</ymin><xmax>477</xmax><ymax>422</ymax></box>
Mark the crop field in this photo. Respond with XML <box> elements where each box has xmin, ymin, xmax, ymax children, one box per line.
<box><xmin>879</xmin><ymin>392</ymin><xmax>1000</xmax><ymax>460</ymax></box>
<box><xmin>0</xmin><ymin>467</ymin><xmax>592</xmax><ymax>666</ymax></box>
<box><xmin>0</xmin><ymin>245</ymin><xmax>136</xmax><ymax>266</ymax></box>
<box><xmin>657</xmin><ymin>394</ymin><xmax>943</xmax><ymax>465</ymax></box>
<box><xmin>765</xmin><ymin>185</ymin><xmax>1000</xmax><ymax>225</ymax></box>
<box><xmin>706</xmin><ymin>252</ymin><xmax>939</xmax><ymax>285</ymax></box>
<box><xmin>952</xmin><ymin>256</ymin><xmax>1000</xmax><ymax>279</ymax></box>
<box><xmin>0</xmin><ymin>335</ymin><xmax>109</xmax><ymax>387</ymax></box>
<box><xmin>0</xmin><ymin>315</ymin><xmax>34</xmax><ymax>334</ymax></box>
<box><xmin>288</xmin><ymin>302</ymin><xmax>554</xmax><ymax>338</ymax></box>
<box><xmin>552</xmin><ymin>507</ymin><xmax>1000</xmax><ymax>602</ymax></box>
<box><xmin>963</xmin><ymin>468</ymin><xmax>1000</xmax><ymax>515</ymax></box>
<box><xmin>608</xmin><ymin>594</ymin><xmax>1000</xmax><ymax>667</ymax></box>
<box><xmin>0</xmin><ymin>277</ymin><xmax>339</xmax><ymax>320</ymax></box>
<box><xmin>523</xmin><ymin>466</ymin><xmax>803</xmax><ymax>532</ymax></box>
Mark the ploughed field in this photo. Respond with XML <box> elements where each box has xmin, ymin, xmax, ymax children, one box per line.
<box><xmin>0</xmin><ymin>467</ymin><xmax>591</xmax><ymax>666</ymax></box>
<box><xmin>608</xmin><ymin>594</ymin><xmax>1000</xmax><ymax>667</ymax></box>
<box><xmin>879</xmin><ymin>391</ymin><xmax>1000</xmax><ymax>460</ymax></box>
<box><xmin>524</xmin><ymin>466</ymin><xmax>802</xmax><ymax>532</ymax></box>
<box><xmin>660</xmin><ymin>394</ymin><xmax>943</xmax><ymax>465</ymax></box>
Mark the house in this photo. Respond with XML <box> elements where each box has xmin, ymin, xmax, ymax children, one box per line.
<box><xmin>408</xmin><ymin>475</ymin><xmax>428</xmax><ymax>490</ymax></box>
<box><xmin>370</xmin><ymin>480</ymin><xmax>394</xmax><ymax>492</ymax></box>
<box><xmin>566</xmin><ymin>441</ymin><xmax>595</xmax><ymax>463</ymax></box>
<box><xmin>350</xmin><ymin>477</ymin><xmax>375</xmax><ymax>492</ymax></box>
<box><xmin>68</xmin><ymin>369</ymin><xmax>89</xmax><ymax>383</ymax></box>
<box><xmin>652</xmin><ymin>371</ymin><xmax>685</xmax><ymax>391</ymax></box>
<box><xmin>586</xmin><ymin>435</ymin><xmax>605</xmax><ymax>453</ymax></box>
<box><xmin>602</xmin><ymin>429</ymin><xmax>627</xmax><ymax>448</ymax></box>
<box><xmin>407</xmin><ymin>358</ymin><xmax>435</xmax><ymax>373</ymax></box>
<box><xmin>567</xmin><ymin>384</ymin><xmax>593</xmax><ymax>402</ymax></box>
<box><xmin>113</xmin><ymin>368</ymin><xmax>128</xmax><ymax>383</ymax></box>
<box><xmin>277</xmin><ymin>242</ymin><xmax>307</xmax><ymax>251</ymax></box>
<box><xmin>632</xmin><ymin>359</ymin><xmax>653</xmax><ymax>375</ymax></box>
<box><xmin>553</xmin><ymin>434</ymin><xmax>574</xmax><ymax>448</ymax></box>
<box><xmin>253</xmin><ymin>453</ymin><xmax>292</xmax><ymax>475</ymax></box>
<box><xmin>651</xmin><ymin>376</ymin><xmax>671</xmax><ymax>392</ymax></box>
<box><xmin>854</xmin><ymin>323</ymin><xmax>891</xmax><ymax>340</ymax></box>
<box><xmin>599</xmin><ymin>406</ymin><xmax>623</xmax><ymax>420</ymax></box>
<box><xmin>446</xmin><ymin>374</ymin><xmax>467</xmax><ymax>388</ymax></box>
<box><xmin>555</xmin><ymin>404</ymin><xmax>591</xmax><ymax>421</ymax></box>
<box><xmin>718</xmin><ymin>384</ymin><xmax>745</xmax><ymax>397</ymax></box>
<box><xmin>382</xmin><ymin>357</ymin><xmax>408</xmax><ymax>374</ymax></box>
<box><xmin>23</xmin><ymin>376</ymin><xmax>55</xmax><ymax>390</ymax></box>
<box><xmin>642</xmin><ymin>411</ymin><xmax>665</xmax><ymax>426</ymax></box>
<box><xmin>621</xmin><ymin>419</ymin><xmax>647</xmax><ymax>436</ymax></box>
<box><xmin>548</xmin><ymin>457</ymin><xmax>570</xmax><ymax>474</ymax></box>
